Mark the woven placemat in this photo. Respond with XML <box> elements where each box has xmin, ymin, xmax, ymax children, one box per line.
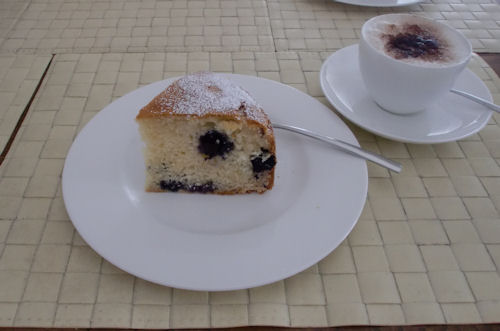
<box><xmin>0</xmin><ymin>51</ymin><xmax>498</xmax><ymax>328</ymax></box>
<box><xmin>0</xmin><ymin>0</ymin><xmax>499</xmax><ymax>54</ymax></box>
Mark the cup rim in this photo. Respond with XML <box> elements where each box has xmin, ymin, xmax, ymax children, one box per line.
<box><xmin>361</xmin><ymin>13</ymin><xmax>472</xmax><ymax>69</ymax></box>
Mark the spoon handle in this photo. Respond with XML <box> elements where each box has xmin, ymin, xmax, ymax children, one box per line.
<box><xmin>272</xmin><ymin>123</ymin><xmax>402</xmax><ymax>173</ymax></box>
<box><xmin>450</xmin><ymin>89</ymin><xmax>500</xmax><ymax>113</ymax></box>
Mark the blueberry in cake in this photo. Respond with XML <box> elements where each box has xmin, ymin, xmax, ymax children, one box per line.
<box><xmin>136</xmin><ymin>72</ymin><xmax>276</xmax><ymax>194</ymax></box>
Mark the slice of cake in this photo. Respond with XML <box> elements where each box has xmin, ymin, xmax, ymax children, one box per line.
<box><xmin>136</xmin><ymin>72</ymin><xmax>276</xmax><ymax>194</ymax></box>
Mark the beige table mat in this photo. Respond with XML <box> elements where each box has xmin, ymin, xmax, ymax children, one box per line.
<box><xmin>0</xmin><ymin>0</ymin><xmax>29</xmax><ymax>45</ymax></box>
<box><xmin>0</xmin><ymin>0</ymin><xmax>499</xmax><ymax>54</ymax></box>
<box><xmin>0</xmin><ymin>51</ymin><xmax>499</xmax><ymax>328</ymax></box>
<box><xmin>0</xmin><ymin>0</ymin><xmax>500</xmax><ymax>328</ymax></box>
<box><xmin>0</xmin><ymin>55</ymin><xmax>52</xmax><ymax>152</ymax></box>
<box><xmin>0</xmin><ymin>0</ymin><xmax>275</xmax><ymax>54</ymax></box>
<box><xmin>269</xmin><ymin>0</ymin><xmax>500</xmax><ymax>53</ymax></box>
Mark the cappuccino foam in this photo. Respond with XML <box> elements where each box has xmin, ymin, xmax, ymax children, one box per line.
<box><xmin>364</xmin><ymin>15</ymin><xmax>470</xmax><ymax>67</ymax></box>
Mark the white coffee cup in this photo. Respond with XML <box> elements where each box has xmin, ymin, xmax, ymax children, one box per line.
<box><xmin>359</xmin><ymin>14</ymin><xmax>472</xmax><ymax>115</ymax></box>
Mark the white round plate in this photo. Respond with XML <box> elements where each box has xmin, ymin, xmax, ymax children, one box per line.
<box><xmin>320</xmin><ymin>45</ymin><xmax>493</xmax><ymax>144</ymax></box>
<box><xmin>335</xmin><ymin>0</ymin><xmax>423</xmax><ymax>7</ymax></box>
<box><xmin>62</xmin><ymin>74</ymin><xmax>368</xmax><ymax>291</ymax></box>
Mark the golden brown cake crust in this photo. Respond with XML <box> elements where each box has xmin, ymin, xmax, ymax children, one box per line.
<box><xmin>136</xmin><ymin>72</ymin><xmax>273</xmax><ymax>132</ymax></box>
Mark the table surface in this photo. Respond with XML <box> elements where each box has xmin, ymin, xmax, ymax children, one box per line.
<box><xmin>0</xmin><ymin>0</ymin><xmax>499</xmax><ymax>328</ymax></box>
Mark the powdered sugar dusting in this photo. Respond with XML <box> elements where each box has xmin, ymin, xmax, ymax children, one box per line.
<box><xmin>154</xmin><ymin>72</ymin><xmax>269</xmax><ymax>125</ymax></box>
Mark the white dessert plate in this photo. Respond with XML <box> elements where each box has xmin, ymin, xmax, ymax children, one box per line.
<box><xmin>62</xmin><ymin>74</ymin><xmax>368</xmax><ymax>291</ymax></box>
<box><xmin>334</xmin><ymin>0</ymin><xmax>423</xmax><ymax>7</ymax></box>
<box><xmin>320</xmin><ymin>45</ymin><xmax>493</xmax><ymax>144</ymax></box>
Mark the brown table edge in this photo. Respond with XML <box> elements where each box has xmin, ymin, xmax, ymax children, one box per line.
<box><xmin>478</xmin><ymin>52</ymin><xmax>500</xmax><ymax>77</ymax></box>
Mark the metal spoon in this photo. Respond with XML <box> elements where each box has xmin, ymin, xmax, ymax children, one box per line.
<box><xmin>272</xmin><ymin>123</ymin><xmax>402</xmax><ymax>173</ymax></box>
<box><xmin>450</xmin><ymin>89</ymin><xmax>500</xmax><ymax>113</ymax></box>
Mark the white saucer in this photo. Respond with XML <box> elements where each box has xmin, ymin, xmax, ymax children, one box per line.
<box><xmin>320</xmin><ymin>45</ymin><xmax>493</xmax><ymax>144</ymax></box>
<box><xmin>335</xmin><ymin>0</ymin><xmax>423</xmax><ymax>7</ymax></box>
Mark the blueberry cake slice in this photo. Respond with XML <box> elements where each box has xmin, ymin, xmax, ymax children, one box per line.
<box><xmin>136</xmin><ymin>72</ymin><xmax>276</xmax><ymax>194</ymax></box>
